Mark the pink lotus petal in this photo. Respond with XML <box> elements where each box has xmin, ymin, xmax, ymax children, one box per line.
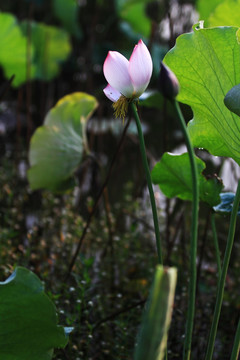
<box><xmin>129</xmin><ymin>40</ymin><xmax>153</xmax><ymax>96</ymax></box>
<box><xmin>103</xmin><ymin>51</ymin><xmax>134</xmax><ymax>98</ymax></box>
<box><xmin>103</xmin><ymin>84</ymin><xmax>121</xmax><ymax>102</ymax></box>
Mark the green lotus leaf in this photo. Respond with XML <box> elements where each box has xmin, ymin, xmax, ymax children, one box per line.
<box><xmin>197</xmin><ymin>0</ymin><xmax>222</xmax><ymax>26</ymax></box>
<box><xmin>0</xmin><ymin>267</ymin><xmax>68</xmax><ymax>360</ymax></box>
<box><xmin>0</xmin><ymin>12</ymin><xmax>35</xmax><ymax>87</ymax></box>
<box><xmin>198</xmin><ymin>0</ymin><xmax>240</xmax><ymax>27</ymax></box>
<box><xmin>152</xmin><ymin>152</ymin><xmax>223</xmax><ymax>206</ymax></box>
<box><xmin>164</xmin><ymin>25</ymin><xmax>240</xmax><ymax>165</ymax></box>
<box><xmin>28</xmin><ymin>92</ymin><xmax>98</xmax><ymax>191</ymax></box>
<box><xmin>21</xmin><ymin>21</ymin><xmax>72</xmax><ymax>81</ymax></box>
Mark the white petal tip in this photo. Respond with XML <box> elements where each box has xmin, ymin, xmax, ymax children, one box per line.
<box><xmin>103</xmin><ymin>84</ymin><xmax>121</xmax><ymax>102</ymax></box>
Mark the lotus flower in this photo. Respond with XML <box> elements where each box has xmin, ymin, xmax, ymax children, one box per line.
<box><xmin>103</xmin><ymin>39</ymin><xmax>153</xmax><ymax>118</ymax></box>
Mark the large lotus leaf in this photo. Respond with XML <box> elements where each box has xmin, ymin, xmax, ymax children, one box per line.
<box><xmin>28</xmin><ymin>92</ymin><xmax>98</xmax><ymax>191</ymax></box>
<box><xmin>53</xmin><ymin>0</ymin><xmax>82</xmax><ymax>38</ymax></box>
<box><xmin>152</xmin><ymin>152</ymin><xmax>223</xmax><ymax>206</ymax></box>
<box><xmin>198</xmin><ymin>0</ymin><xmax>240</xmax><ymax>27</ymax></box>
<box><xmin>164</xmin><ymin>25</ymin><xmax>240</xmax><ymax>165</ymax></box>
<box><xmin>0</xmin><ymin>12</ymin><xmax>35</xmax><ymax>87</ymax></box>
<box><xmin>197</xmin><ymin>0</ymin><xmax>222</xmax><ymax>26</ymax></box>
<box><xmin>134</xmin><ymin>266</ymin><xmax>177</xmax><ymax>360</ymax></box>
<box><xmin>21</xmin><ymin>21</ymin><xmax>71</xmax><ymax>81</ymax></box>
<box><xmin>0</xmin><ymin>267</ymin><xmax>68</xmax><ymax>360</ymax></box>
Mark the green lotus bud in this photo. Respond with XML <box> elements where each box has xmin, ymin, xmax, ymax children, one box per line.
<box><xmin>159</xmin><ymin>62</ymin><xmax>180</xmax><ymax>100</ymax></box>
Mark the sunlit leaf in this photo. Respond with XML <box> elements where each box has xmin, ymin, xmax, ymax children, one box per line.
<box><xmin>197</xmin><ymin>0</ymin><xmax>222</xmax><ymax>26</ymax></box>
<box><xmin>21</xmin><ymin>21</ymin><xmax>72</xmax><ymax>81</ymax></box>
<box><xmin>198</xmin><ymin>0</ymin><xmax>240</xmax><ymax>27</ymax></box>
<box><xmin>0</xmin><ymin>12</ymin><xmax>35</xmax><ymax>87</ymax></box>
<box><xmin>0</xmin><ymin>267</ymin><xmax>68</xmax><ymax>360</ymax></box>
<box><xmin>134</xmin><ymin>266</ymin><xmax>177</xmax><ymax>360</ymax></box>
<box><xmin>28</xmin><ymin>92</ymin><xmax>98</xmax><ymax>191</ymax></box>
<box><xmin>53</xmin><ymin>0</ymin><xmax>82</xmax><ymax>38</ymax></box>
<box><xmin>152</xmin><ymin>152</ymin><xmax>223</xmax><ymax>206</ymax></box>
<box><xmin>164</xmin><ymin>25</ymin><xmax>240</xmax><ymax>165</ymax></box>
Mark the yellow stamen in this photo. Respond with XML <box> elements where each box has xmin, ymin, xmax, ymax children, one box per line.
<box><xmin>112</xmin><ymin>95</ymin><xmax>129</xmax><ymax>122</ymax></box>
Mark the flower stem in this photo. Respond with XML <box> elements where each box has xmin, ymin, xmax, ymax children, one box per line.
<box><xmin>230</xmin><ymin>317</ymin><xmax>240</xmax><ymax>360</ymax></box>
<box><xmin>130</xmin><ymin>102</ymin><xmax>163</xmax><ymax>265</ymax></box>
<box><xmin>172</xmin><ymin>100</ymin><xmax>199</xmax><ymax>360</ymax></box>
<box><xmin>205</xmin><ymin>180</ymin><xmax>240</xmax><ymax>360</ymax></box>
<box><xmin>210</xmin><ymin>212</ymin><xmax>221</xmax><ymax>277</ymax></box>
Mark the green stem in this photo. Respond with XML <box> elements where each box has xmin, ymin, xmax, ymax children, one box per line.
<box><xmin>130</xmin><ymin>102</ymin><xmax>163</xmax><ymax>264</ymax></box>
<box><xmin>210</xmin><ymin>212</ymin><xmax>221</xmax><ymax>277</ymax></box>
<box><xmin>231</xmin><ymin>317</ymin><xmax>240</xmax><ymax>360</ymax></box>
<box><xmin>205</xmin><ymin>180</ymin><xmax>240</xmax><ymax>360</ymax></box>
<box><xmin>165</xmin><ymin>348</ymin><xmax>168</xmax><ymax>360</ymax></box>
<box><xmin>172</xmin><ymin>100</ymin><xmax>199</xmax><ymax>360</ymax></box>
